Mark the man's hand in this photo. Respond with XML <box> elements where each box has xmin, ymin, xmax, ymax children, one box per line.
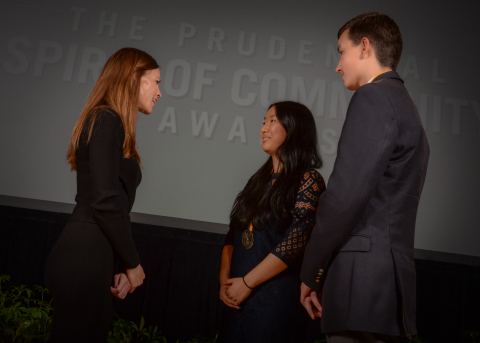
<box><xmin>300</xmin><ymin>282</ymin><xmax>322</xmax><ymax>319</ymax></box>
<box><xmin>111</xmin><ymin>273</ymin><xmax>130</xmax><ymax>299</ymax></box>
<box><xmin>223</xmin><ymin>277</ymin><xmax>252</xmax><ymax>305</ymax></box>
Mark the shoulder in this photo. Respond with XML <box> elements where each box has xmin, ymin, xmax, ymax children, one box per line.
<box><xmin>91</xmin><ymin>108</ymin><xmax>124</xmax><ymax>135</ymax></box>
<box><xmin>95</xmin><ymin>108</ymin><xmax>123</xmax><ymax>126</ymax></box>
<box><xmin>354</xmin><ymin>73</ymin><xmax>406</xmax><ymax>105</ymax></box>
<box><xmin>302</xmin><ymin>168</ymin><xmax>323</xmax><ymax>182</ymax></box>
<box><xmin>87</xmin><ymin>108</ymin><xmax>125</xmax><ymax>149</ymax></box>
<box><xmin>299</xmin><ymin>168</ymin><xmax>325</xmax><ymax>191</ymax></box>
<box><xmin>353</xmin><ymin>81</ymin><xmax>388</xmax><ymax>100</ymax></box>
<box><xmin>347</xmin><ymin>82</ymin><xmax>397</xmax><ymax>123</ymax></box>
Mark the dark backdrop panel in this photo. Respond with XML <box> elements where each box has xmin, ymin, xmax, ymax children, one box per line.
<box><xmin>0</xmin><ymin>205</ymin><xmax>478</xmax><ymax>342</ymax></box>
<box><xmin>416</xmin><ymin>260</ymin><xmax>480</xmax><ymax>341</ymax></box>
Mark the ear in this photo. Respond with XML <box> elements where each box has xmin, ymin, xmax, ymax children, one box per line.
<box><xmin>360</xmin><ymin>37</ymin><xmax>373</xmax><ymax>59</ymax></box>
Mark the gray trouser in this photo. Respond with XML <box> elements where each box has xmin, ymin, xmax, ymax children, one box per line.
<box><xmin>327</xmin><ymin>331</ymin><xmax>399</xmax><ymax>343</ymax></box>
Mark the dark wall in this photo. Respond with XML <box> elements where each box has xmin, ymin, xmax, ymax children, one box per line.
<box><xmin>0</xmin><ymin>205</ymin><xmax>479</xmax><ymax>342</ymax></box>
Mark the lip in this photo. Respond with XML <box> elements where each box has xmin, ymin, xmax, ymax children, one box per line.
<box><xmin>262</xmin><ymin>137</ymin><xmax>270</xmax><ymax>143</ymax></box>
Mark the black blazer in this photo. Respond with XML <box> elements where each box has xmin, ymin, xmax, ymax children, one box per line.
<box><xmin>301</xmin><ymin>72</ymin><xmax>429</xmax><ymax>337</ymax></box>
<box><xmin>69</xmin><ymin>109</ymin><xmax>141</xmax><ymax>269</ymax></box>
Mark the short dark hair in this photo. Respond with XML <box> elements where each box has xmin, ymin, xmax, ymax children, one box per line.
<box><xmin>338</xmin><ymin>12</ymin><xmax>402</xmax><ymax>71</ymax></box>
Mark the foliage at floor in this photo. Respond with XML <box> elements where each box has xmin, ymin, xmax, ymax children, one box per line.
<box><xmin>0</xmin><ymin>275</ymin><xmax>219</xmax><ymax>343</ymax></box>
<box><xmin>0</xmin><ymin>275</ymin><xmax>52</xmax><ymax>342</ymax></box>
<box><xmin>0</xmin><ymin>275</ymin><xmax>478</xmax><ymax>342</ymax></box>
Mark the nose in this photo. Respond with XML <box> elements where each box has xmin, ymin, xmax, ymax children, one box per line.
<box><xmin>157</xmin><ymin>87</ymin><xmax>162</xmax><ymax>98</ymax></box>
<box><xmin>335</xmin><ymin>60</ymin><xmax>341</xmax><ymax>74</ymax></box>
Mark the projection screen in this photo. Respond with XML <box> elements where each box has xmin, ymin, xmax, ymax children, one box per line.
<box><xmin>0</xmin><ymin>0</ymin><xmax>479</xmax><ymax>258</ymax></box>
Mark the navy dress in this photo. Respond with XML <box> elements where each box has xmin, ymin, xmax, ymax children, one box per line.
<box><xmin>45</xmin><ymin>109</ymin><xmax>141</xmax><ymax>343</ymax></box>
<box><xmin>218</xmin><ymin>169</ymin><xmax>325</xmax><ymax>343</ymax></box>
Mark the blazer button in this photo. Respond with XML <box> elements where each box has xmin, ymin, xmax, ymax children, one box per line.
<box><xmin>319</xmin><ymin>269</ymin><xmax>324</xmax><ymax>272</ymax></box>
<box><xmin>315</xmin><ymin>280</ymin><xmax>321</xmax><ymax>283</ymax></box>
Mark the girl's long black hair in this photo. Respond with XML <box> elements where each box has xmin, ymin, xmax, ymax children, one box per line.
<box><xmin>229</xmin><ymin>101</ymin><xmax>322</xmax><ymax>234</ymax></box>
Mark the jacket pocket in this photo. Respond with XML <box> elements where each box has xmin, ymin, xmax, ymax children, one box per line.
<box><xmin>338</xmin><ymin>234</ymin><xmax>371</xmax><ymax>252</ymax></box>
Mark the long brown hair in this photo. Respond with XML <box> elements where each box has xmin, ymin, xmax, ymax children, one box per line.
<box><xmin>67</xmin><ymin>47</ymin><xmax>159</xmax><ymax>170</ymax></box>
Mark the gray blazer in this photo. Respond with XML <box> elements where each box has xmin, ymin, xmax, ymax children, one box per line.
<box><xmin>300</xmin><ymin>71</ymin><xmax>429</xmax><ymax>337</ymax></box>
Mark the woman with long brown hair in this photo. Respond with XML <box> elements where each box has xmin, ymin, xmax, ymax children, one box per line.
<box><xmin>45</xmin><ymin>47</ymin><xmax>161</xmax><ymax>342</ymax></box>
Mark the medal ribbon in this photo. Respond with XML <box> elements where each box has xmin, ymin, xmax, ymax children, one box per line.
<box><xmin>369</xmin><ymin>71</ymin><xmax>388</xmax><ymax>83</ymax></box>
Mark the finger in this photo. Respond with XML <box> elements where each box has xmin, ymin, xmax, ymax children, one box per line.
<box><xmin>222</xmin><ymin>295</ymin><xmax>238</xmax><ymax>307</ymax></box>
<box><xmin>220</xmin><ymin>293</ymin><xmax>237</xmax><ymax>305</ymax></box>
<box><xmin>223</xmin><ymin>280</ymin><xmax>233</xmax><ymax>285</ymax></box>
<box><xmin>224</xmin><ymin>300</ymin><xmax>240</xmax><ymax>309</ymax></box>
<box><xmin>111</xmin><ymin>287</ymin><xmax>120</xmax><ymax>294</ymax></box>
<box><xmin>303</xmin><ymin>297</ymin><xmax>316</xmax><ymax>320</ymax></box>
<box><xmin>300</xmin><ymin>282</ymin><xmax>311</xmax><ymax>304</ymax></box>
<box><xmin>114</xmin><ymin>274</ymin><xmax>121</xmax><ymax>288</ymax></box>
<box><xmin>232</xmin><ymin>297</ymin><xmax>243</xmax><ymax>305</ymax></box>
<box><xmin>310</xmin><ymin>291</ymin><xmax>323</xmax><ymax>313</ymax></box>
<box><xmin>118</xmin><ymin>275</ymin><xmax>127</xmax><ymax>286</ymax></box>
<box><xmin>120</xmin><ymin>279</ymin><xmax>130</xmax><ymax>292</ymax></box>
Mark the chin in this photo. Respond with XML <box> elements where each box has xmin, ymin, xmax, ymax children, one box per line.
<box><xmin>139</xmin><ymin>108</ymin><xmax>152</xmax><ymax>115</ymax></box>
<box><xmin>262</xmin><ymin>147</ymin><xmax>274</xmax><ymax>156</ymax></box>
<box><xmin>345</xmin><ymin>83</ymin><xmax>360</xmax><ymax>91</ymax></box>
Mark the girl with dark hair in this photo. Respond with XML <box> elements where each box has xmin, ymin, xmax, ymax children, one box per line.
<box><xmin>45</xmin><ymin>47</ymin><xmax>161</xmax><ymax>342</ymax></box>
<box><xmin>218</xmin><ymin>101</ymin><xmax>326</xmax><ymax>342</ymax></box>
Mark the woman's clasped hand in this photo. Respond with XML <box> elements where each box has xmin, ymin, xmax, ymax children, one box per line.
<box><xmin>223</xmin><ymin>277</ymin><xmax>252</xmax><ymax>306</ymax></box>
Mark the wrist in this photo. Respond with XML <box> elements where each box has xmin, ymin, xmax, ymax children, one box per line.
<box><xmin>243</xmin><ymin>276</ymin><xmax>254</xmax><ymax>290</ymax></box>
<box><xmin>243</xmin><ymin>273</ymin><xmax>258</xmax><ymax>289</ymax></box>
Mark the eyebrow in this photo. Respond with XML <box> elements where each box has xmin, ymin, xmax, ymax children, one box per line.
<box><xmin>263</xmin><ymin>114</ymin><xmax>277</xmax><ymax>119</ymax></box>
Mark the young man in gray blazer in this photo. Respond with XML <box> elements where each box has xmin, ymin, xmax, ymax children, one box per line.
<box><xmin>300</xmin><ymin>12</ymin><xmax>430</xmax><ymax>342</ymax></box>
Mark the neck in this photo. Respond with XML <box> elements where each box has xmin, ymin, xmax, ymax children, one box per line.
<box><xmin>361</xmin><ymin>65</ymin><xmax>392</xmax><ymax>86</ymax></box>
<box><xmin>272</xmin><ymin>156</ymin><xmax>282</xmax><ymax>173</ymax></box>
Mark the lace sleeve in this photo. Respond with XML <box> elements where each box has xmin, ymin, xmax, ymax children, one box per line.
<box><xmin>272</xmin><ymin>169</ymin><xmax>326</xmax><ymax>265</ymax></box>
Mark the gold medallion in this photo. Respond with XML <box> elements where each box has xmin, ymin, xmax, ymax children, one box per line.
<box><xmin>242</xmin><ymin>229</ymin><xmax>254</xmax><ymax>249</ymax></box>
